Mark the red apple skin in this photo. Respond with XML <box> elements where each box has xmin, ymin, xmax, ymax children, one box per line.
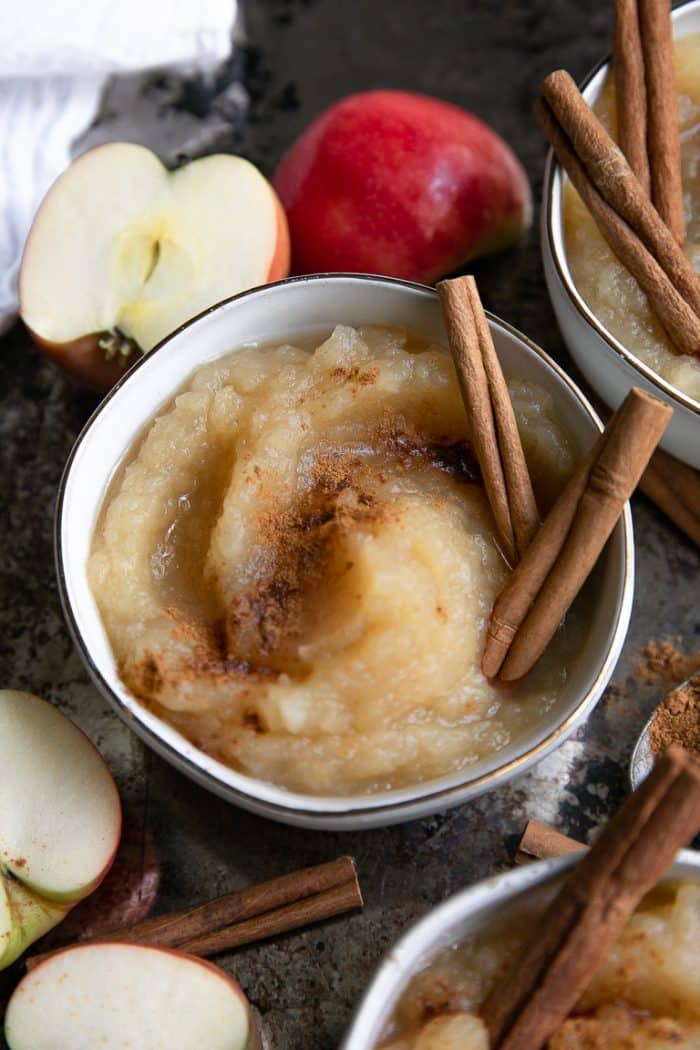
<box><xmin>27</xmin><ymin>329</ymin><xmax>142</xmax><ymax>394</ymax></box>
<box><xmin>273</xmin><ymin>90</ymin><xmax>532</xmax><ymax>283</ymax></box>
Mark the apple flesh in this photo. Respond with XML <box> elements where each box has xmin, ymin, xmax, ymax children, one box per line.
<box><xmin>0</xmin><ymin>690</ymin><xmax>121</xmax><ymax>967</ymax></box>
<box><xmin>5</xmin><ymin>943</ymin><xmax>259</xmax><ymax>1050</ymax></box>
<box><xmin>273</xmin><ymin>90</ymin><xmax>531</xmax><ymax>283</ymax></box>
<box><xmin>39</xmin><ymin>819</ymin><xmax>159</xmax><ymax>948</ymax></box>
<box><xmin>20</xmin><ymin>143</ymin><xmax>290</xmax><ymax>392</ymax></box>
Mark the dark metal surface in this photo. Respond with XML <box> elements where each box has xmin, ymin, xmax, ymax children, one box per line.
<box><xmin>1</xmin><ymin>2</ymin><xmax>697</xmax><ymax>1047</ymax></box>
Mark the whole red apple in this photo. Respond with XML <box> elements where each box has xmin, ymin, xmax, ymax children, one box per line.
<box><xmin>273</xmin><ymin>90</ymin><xmax>532</xmax><ymax>284</ymax></box>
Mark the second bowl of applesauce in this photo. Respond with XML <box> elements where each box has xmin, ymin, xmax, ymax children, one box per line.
<box><xmin>542</xmin><ymin>0</ymin><xmax>700</xmax><ymax>468</ymax></box>
<box><xmin>343</xmin><ymin>851</ymin><xmax>700</xmax><ymax>1049</ymax></box>
<box><xmin>57</xmin><ymin>275</ymin><xmax>632</xmax><ymax>828</ymax></box>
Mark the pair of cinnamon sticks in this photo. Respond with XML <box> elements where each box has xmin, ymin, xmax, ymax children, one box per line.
<box><xmin>641</xmin><ymin>446</ymin><xmax>700</xmax><ymax>548</ymax></box>
<box><xmin>27</xmin><ymin>855</ymin><xmax>362</xmax><ymax>972</ymax></box>
<box><xmin>537</xmin><ymin>0</ymin><xmax>700</xmax><ymax>359</ymax></box>
<box><xmin>483</xmin><ymin>386</ymin><xmax>672</xmax><ymax>680</ymax></box>
<box><xmin>438</xmin><ymin>276</ymin><xmax>672</xmax><ymax>682</ymax></box>
<box><xmin>614</xmin><ymin>0</ymin><xmax>685</xmax><ymax>242</ymax></box>
<box><xmin>482</xmin><ymin>746</ymin><xmax>700</xmax><ymax>1049</ymax></box>
<box><xmin>438</xmin><ymin>276</ymin><xmax>539</xmax><ymax>566</ymax></box>
<box><xmin>537</xmin><ymin>70</ymin><xmax>700</xmax><ymax>358</ymax></box>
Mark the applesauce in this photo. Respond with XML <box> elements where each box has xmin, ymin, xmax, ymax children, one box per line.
<box><xmin>380</xmin><ymin>880</ymin><xmax>700</xmax><ymax>1049</ymax></box>
<box><xmin>564</xmin><ymin>32</ymin><xmax>700</xmax><ymax>402</ymax></box>
<box><xmin>89</xmin><ymin>324</ymin><xmax>578</xmax><ymax>795</ymax></box>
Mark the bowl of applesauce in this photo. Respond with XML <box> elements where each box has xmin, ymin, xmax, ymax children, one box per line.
<box><xmin>542</xmin><ymin>0</ymin><xmax>700</xmax><ymax>469</ymax></box>
<box><xmin>343</xmin><ymin>849</ymin><xmax>700</xmax><ymax>1048</ymax></box>
<box><xmin>56</xmin><ymin>274</ymin><xmax>632</xmax><ymax>829</ymax></box>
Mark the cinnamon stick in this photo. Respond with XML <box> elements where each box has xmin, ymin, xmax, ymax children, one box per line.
<box><xmin>640</xmin><ymin>447</ymin><xmax>700</xmax><ymax>548</ymax></box>
<box><xmin>438</xmin><ymin>276</ymin><xmax>539</xmax><ymax>564</ymax></box>
<box><xmin>514</xmin><ymin>820</ymin><xmax>585</xmax><ymax>865</ymax></box>
<box><xmin>541</xmin><ymin>70</ymin><xmax>699</xmax><ymax>315</ymax></box>
<box><xmin>483</xmin><ymin>387</ymin><xmax>672</xmax><ymax>681</ymax></box>
<box><xmin>614</xmin><ymin>0</ymin><xmax>650</xmax><ymax>192</ymax></box>
<box><xmin>537</xmin><ymin>98</ymin><xmax>700</xmax><ymax>359</ymax></box>
<box><xmin>178</xmin><ymin>880</ymin><xmax>360</xmax><ymax>957</ymax></box>
<box><xmin>638</xmin><ymin>0</ymin><xmax>685</xmax><ymax>243</ymax></box>
<box><xmin>27</xmin><ymin>856</ymin><xmax>361</xmax><ymax>972</ymax></box>
<box><xmin>482</xmin><ymin>746</ymin><xmax>700</xmax><ymax>1050</ymax></box>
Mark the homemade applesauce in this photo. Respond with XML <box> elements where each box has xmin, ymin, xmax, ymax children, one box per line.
<box><xmin>564</xmin><ymin>32</ymin><xmax>700</xmax><ymax>402</ymax></box>
<box><xmin>380</xmin><ymin>880</ymin><xmax>700</xmax><ymax>1049</ymax></box>
<box><xmin>89</xmin><ymin>324</ymin><xmax>578</xmax><ymax>795</ymax></box>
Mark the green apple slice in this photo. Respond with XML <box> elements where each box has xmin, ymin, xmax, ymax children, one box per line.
<box><xmin>5</xmin><ymin>943</ymin><xmax>257</xmax><ymax>1050</ymax></box>
<box><xmin>0</xmin><ymin>690</ymin><xmax>121</xmax><ymax>903</ymax></box>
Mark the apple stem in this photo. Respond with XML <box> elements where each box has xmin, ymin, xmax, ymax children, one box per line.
<box><xmin>98</xmin><ymin>329</ymin><xmax>141</xmax><ymax>367</ymax></box>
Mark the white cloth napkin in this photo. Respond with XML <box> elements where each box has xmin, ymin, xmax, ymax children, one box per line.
<box><xmin>0</xmin><ymin>0</ymin><xmax>236</xmax><ymax>333</ymax></box>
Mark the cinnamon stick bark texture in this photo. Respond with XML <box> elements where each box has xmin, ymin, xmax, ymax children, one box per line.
<box><xmin>482</xmin><ymin>746</ymin><xmax>700</xmax><ymax>1050</ymax></box>
<box><xmin>541</xmin><ymin>70</ymin><xmax>698</xmax><ymax>315</ymax></box>
<box><xmin>437</xmin><ymin>276</ymin><xmax>539</xmax><ymax>564</ymax></box>
<box><xmin>638</xmin><ymin>0</ymin><xmax>685</xmax><ymax>243</ymax></box>
<box><xmin>537</xmin><ymin>86</ymin><xmax>700</xmax><ymax>357</ymax></box>
<box><xmin>614</xmin><ymin>0</ymin><xmax>650</xmax><ymax>192</ymax></box>
<box><xmin>178</xmin><ymin>881</ymin><xmax>360</xmax><ymax>957</ymax></box>
<box><xmin>27</xmin><ymin>856</ymin><xmax>362</xmax><ymax>972</ymax></box>
<box><xmin>514</xmin><ymin>820</ymin><xmax>585</xmax><ymax>865</ymax></box>
<box><xmin>640</xmin><ymin>447</ymin><xmax>700</xmax><ymax>548</ymax></box>
<box><xmin>483</xmin><ymin>388</ymin><xmax>672</xmax><ymax>681</ymax></box>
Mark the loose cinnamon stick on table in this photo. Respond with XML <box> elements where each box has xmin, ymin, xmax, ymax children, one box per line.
<box><xmin>514</xmin><ymin>820</ymin><xmax>585</xmax><ymax>865</ymax></box>
<box><xmin>639</xmin><ymin>0</ymin><xmax>685</xmax><ymax>243</ymax></box>
<box><xmin>614</xmin><ymin>0</ymin><xmax>650</xmax><ymax>193</ymax></box>
<box><xmin>27</xmin><ymin>855</ymin><xmax>362</xmax><ymax>972</ymax></box>
<box><xmin>640</xmin><ymin>446</ymin><xmax>700</xmax><ymax>548</ymax></box>
<box><xmin>482</xmin><ymin>746</ymin><xmax>700</xmax><ymax>1050</ymax></box>
<box><xmin>438</xmin><ymin>276</ymin><xmax>539</xmax><ymax>564</ymax></box>
<box><xmin>482</xmin><ymin>387</ymin><xmax>672</xmax><ymax>681</ymax></box>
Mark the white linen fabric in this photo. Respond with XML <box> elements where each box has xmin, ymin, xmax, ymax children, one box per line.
<box><xmin>0</xmin><ymin>0</ymin><xmax>236</xmax><ymax>332</ymax></box>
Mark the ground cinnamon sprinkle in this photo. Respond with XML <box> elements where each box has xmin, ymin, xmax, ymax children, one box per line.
<box><xmin>634</xmin><ymin>637</ymin><xmax>700</xmax><ymax>686</ymax></box>
<box><xmin>648</xmin><ymin>674</ymin><xmax>700</xmax><ymax>758</ymax></box>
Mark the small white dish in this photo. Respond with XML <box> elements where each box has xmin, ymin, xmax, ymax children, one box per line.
<box><xmin>56</xmin><ymin>274</ymin><xmax>633</xmax><ymax>830</ymax></box>
<box><xmin>541</xmin><ymin>0</ymin><xmax>700</xmax><ymax>469</ymax></box>
<box><xmin>342</xmin><ymin>849</ymin><xmax>700</xmax><ymax>1048</ymax></box>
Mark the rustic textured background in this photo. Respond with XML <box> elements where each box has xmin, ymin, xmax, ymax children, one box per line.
<box><xmin>1</xmin><ymin>2</ymin><xmax>698</xmax><ymax>1047</ymax></box>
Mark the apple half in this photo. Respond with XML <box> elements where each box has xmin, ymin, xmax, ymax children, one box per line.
<box><xmin>20</xmin><ymin>143</ymin><xmax>290</xmax><ymax>392</ymax></box>
<box><xmin>5</xmin><ymin>943</ymin><xmax>260</xmax><ymax>1050</ymax></box>
<box><xmin>0</xmin><ymin>690</ymin><xmax>121</xmax><ymax>968</ymax></box>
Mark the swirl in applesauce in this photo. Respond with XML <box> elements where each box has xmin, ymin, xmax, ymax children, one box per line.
<box><xmin>564</xmin><ymin>32</ymin><xmax>700</xmax><ymax>402</ymax></box>
<box><xmin>379</xmin><ymin>880</ymin><xmax>700</xmax><ymax>1049</ymax></box>
<box><xmin>89</xmin><ymin>324</ymin><xmax>578</xmax><ymax>795</ymax></box>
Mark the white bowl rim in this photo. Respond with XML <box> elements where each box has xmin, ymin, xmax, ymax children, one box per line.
<box><xmin>54</xmin><ymin>272</ymin><xmax>634</xmax><ymax>823</ymax></box>
<box><xmin>342</xmin><ymin>847</ymin><xmax>700</xmax><ymax>1048</ymax></box>
<box><xmin>542</xmin><ymin>0</ymin><xmax>700</xmax><ymax>419</ymax></box>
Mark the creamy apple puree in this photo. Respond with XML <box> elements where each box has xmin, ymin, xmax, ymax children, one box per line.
<box><xmin>380</xmin><ymin>880</ymin><xmax>700</xmax><ymax>1049</ymax></box>
<box><xmin>564</xmin><ymin>32</ymin><xmax>700</xmax><ymax>402</ymax></box>
<box><xmin>89</xmin><ymin>324</ymin><xmax>576</xmax><ymax>795</ymax></box>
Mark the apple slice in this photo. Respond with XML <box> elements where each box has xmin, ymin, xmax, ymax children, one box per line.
<box><xmin>0</xmin><ymin>690</ymin><xmax>121</xmax><ymax>967</ymax></box>
<box><xmin>0</xmin><ymin>877</ymin><xmax>66</xmax><ymax>971</ymax></box>
<box><xmin>20</xmin><ymin>142</ymin><xmax>290</xmax><ymax>392</ymax></box>
<box><xmin>5</xmin><ymin>943</ymin><xmax>259</xmax><ymax>1050</ymax></box>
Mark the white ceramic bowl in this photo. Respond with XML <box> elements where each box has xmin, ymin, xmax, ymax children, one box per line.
<box><xmin>342</xmin><ymin>848</ymin><xmax>700</xmax><ymax>1048</ymax></box>
<box><xmin>56</xmin><ymin>274</ymin><xmax>633</xmax><ymax>830</ymax></box>
<box><xmin>542</xmin><ymin>0</ymin><xmax>700</xmax><ymax>469</ymax></box>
